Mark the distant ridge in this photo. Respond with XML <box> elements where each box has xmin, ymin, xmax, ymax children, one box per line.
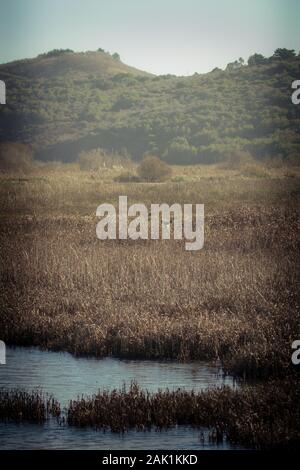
<box><xmin>0</xmin><ymin>50</ymin><xmax>150</xmax><ymax>79</ymax></box>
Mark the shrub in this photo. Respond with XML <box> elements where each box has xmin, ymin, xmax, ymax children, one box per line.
<box><xmin>112</xmin><ymin>52</ymin><xmax>120</xmax><ymax>61</ymax></box>
<box><xmin>0</xmin><ymin>142</ymin><xmax>34</xmax><ymax>173</ymax></box>
<box><xmin>137</xmin><ymin>156</ymin><xmax>171</xmax><ymax>182</ymax></box>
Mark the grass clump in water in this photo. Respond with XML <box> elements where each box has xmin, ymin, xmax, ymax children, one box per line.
<box><xmin>0</xmin><ymin>389</ymin><xmax>61</xmax><ymax>423</ymax></box>
<box><xmin>67</xmin><ymin>380</ymin><xmax>300</xmax><ymax>450</ymax></box>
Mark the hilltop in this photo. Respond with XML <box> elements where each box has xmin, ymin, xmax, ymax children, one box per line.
<box><xmin>0</xmin><ymin>48</ymin><xmax>299</xmax><ymax>164</ymax></box>
<box><xmin>0</xmin><ymin>49</ymin><xmax>149</xmax><ymax>80</ymax></box>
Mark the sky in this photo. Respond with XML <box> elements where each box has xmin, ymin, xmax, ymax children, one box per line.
<box><xmin>0</xmin><ymin>0</ymin><xmax>299</xmax><ymax>75</ymax></box>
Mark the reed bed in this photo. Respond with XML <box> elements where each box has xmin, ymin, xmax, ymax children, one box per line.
<box><xmin>0</xmin><ymin>202</ymin><xmax>299</xmax><ymax>379</ymax></box>
<box><xmin>0</xmin><ymin>169</ymin><xmax>299</xmax><ymax>377</ymax></box>
<box><xmin>0</xmin><ymin>167</ymin><xmax>299</xmax><ymax>447</ymax></box>
<box><xmin>0</xmin><ymin>169</ymin><xmax>300</xmax><ymax>378</ymax></box>
<box><xmin>66</xmin><ymin>381</ymin><xmax>300</xmax><ymax>450</ymax></box>
<box><xmin>1</xmin><ymin>381</ymin><xmax>299</xmax><ymax>449</ymax></box>
<box><xmin>0</xmin><ymin>389</ymin><xmax>61</xmax><ymax>423</ymax></box>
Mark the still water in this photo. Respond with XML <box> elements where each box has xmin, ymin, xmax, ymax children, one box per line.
<box><xmin>0</xmin><ymin>346</ymin><xmax>240</xmax><ymax>450</ymax></box>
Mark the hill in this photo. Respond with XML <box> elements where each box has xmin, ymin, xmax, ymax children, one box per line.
<box><xmin>0</xmin><ymin>49</ymin><xmax>149</xmax><ymax>79</ymax></box>
<box><xmin>0</xmin><ymin>49</ymin><xmax>299</xmax><ymax>164</ymax></box>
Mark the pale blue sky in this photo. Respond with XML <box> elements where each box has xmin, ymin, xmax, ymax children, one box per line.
<box><xmin>0</xmin><ymin>0</ymin><xmax>299</xmax><ymax>75</ymax></box>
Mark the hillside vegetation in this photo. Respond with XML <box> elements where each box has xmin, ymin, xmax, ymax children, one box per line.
<box><xmin>0</xmin><ymin>48</ymin><xmax>299</xmax><ymax>164</ymax></box>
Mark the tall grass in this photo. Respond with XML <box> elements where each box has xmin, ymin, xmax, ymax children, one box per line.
<box><xmin>0</xmin><ymin>169</ymin><xmax>299</xmax><ymax>379</ymax></box>
<box><xmin>0</xmin><ymin>389</ymin><xmax>60</xmax><ymax>422</ymax></box>
<box><xmin>0</xmin><ymin>165</ymin><xmax>299</xmax><ymax>448</ymax></box>
<box><xmin>66</xmin><ymin>380</ymin><xmax>300</xmax><ymax>449</ymax></box>
<box><xmin>1</xmin><ymin>380</ymin><xmax>299</xmax><ymax>449</ymax></box>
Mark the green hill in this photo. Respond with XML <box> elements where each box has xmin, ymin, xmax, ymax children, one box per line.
<box><xmin>0</xmin><ymin>49</ymin><xmax>299</xmax><ymax>164</ymax></box>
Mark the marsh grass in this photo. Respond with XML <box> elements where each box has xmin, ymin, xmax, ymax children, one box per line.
<box><xmin>66</xmin><ymin>380</ymin><xmax>300</xmax><ymax>449</ymax></box>
<box><xmin>0</xmin><ymin>389</ymin><xmax>61</xmax><ymax>423</ymax></box>
<box><xmin>0</xmin><ymin>164</ymin><xmax>300</xmax><ymax>448</ymax></box>
<box><xmin>0</xmin><ymin>166</ymin><xmax>299</xmax><ymax>379</ymax></box>
<box><xmin>1</xmin><ymin>380</ymin><xmax>299</xmax><ymax>449</ymax></box>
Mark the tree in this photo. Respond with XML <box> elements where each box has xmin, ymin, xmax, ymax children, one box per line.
<box><xmin>137</xmin><ymin>156</ymin><xmax>171</xmax><ymax>182</ymax></box>
<box><xmin>226</xmin><ymin>60</ymin><xmax>243</xmax><ymax>71</ymax></box>
<box><xmin>112</xmin><ymin>52</ymin><xmax>120</xmax><ymax>61</ymax></box>
<box><xmin>38</xmin><ymin>49</ymin><xmax>73</xmax><ymax>58</ymax></box>
<box><xmin>247</xmin><ymin>53</ymin><xmax>266</xmax><ymax>66</ymax></box>
<box><xmin>163</xmin><ymin>137</ymin><xmax>197</xmax><ymax>164</ymax></box>
<box><xmin>273</xmin><ymin>48</ymin><xmax>296</xmax><ymax>60</ymax></box>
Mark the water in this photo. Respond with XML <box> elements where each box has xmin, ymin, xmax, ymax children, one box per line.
<box><xmin>0</xmin><ymin>346</ymin><xmax>240</xmax><ymax>450</ymax></box>
<box><xmin>0</xmin><ymin>347</ymin><xmax>234</xmax><ymax>405</ymax></box>
<box><xmin>0</xmin><ymin>422</ymin><xmax>239</xmax><ymax>450</ymax></box>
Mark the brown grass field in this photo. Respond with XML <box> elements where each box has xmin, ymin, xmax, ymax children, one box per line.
<box><xmin>0</xmin><ymin>163</ymin><xmax>299</xmax><ymax>377</ymax></box>
<box><xmin>0</xmin><ymin>161</ymin><xmax>300</xmax><ymax>448</ymax></box>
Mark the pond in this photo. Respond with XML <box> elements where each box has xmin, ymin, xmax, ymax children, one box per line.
<box><xmin>0</xmin><ymin>346</ymin><xmax>241</xmax><ymax>450</ymax></box>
